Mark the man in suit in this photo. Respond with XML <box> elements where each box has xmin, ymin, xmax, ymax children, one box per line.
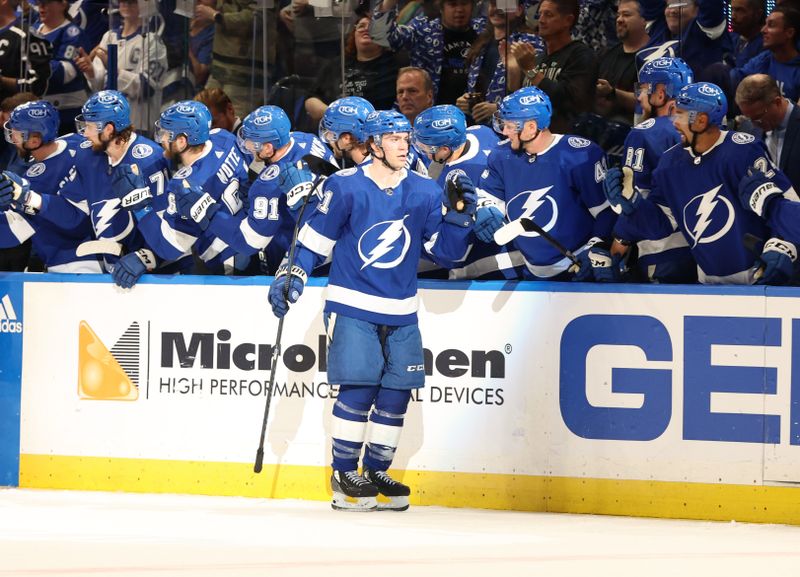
<box><xmin>736</xmin><ymin>73</ymin><xmax>800</xmax><ymax>190</ymax></box>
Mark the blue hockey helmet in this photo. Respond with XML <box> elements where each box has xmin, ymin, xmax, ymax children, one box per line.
<box><xmin>75</xmin><ymin>90</ymin><xmax>131</xmax><ymax>134</ymax></box>
<box><xmin>238</xmin><ymin>105</ymin><xmax>291</xmax><ymax>153</ymax></box>
<box><xmin>364</xmin><ymin>110</ymin><xmax>412</xmax><ymax>142</ymax></box>
<box><xmin>675</xmin><ymin>82</ymin><xmax>728</xmax><ymax>126</ymax></box>
<box><xmin>319</xmin><ymin>97</ymin><xmax>375</xmax><ymax>144</ymax></box>
<box><xmin>637</xmin><ymin>57</ymin><xmax>694</xmax><ymax>98</ymax></box>
<box><xmin>411</xmin><ymin>105</ymin><xmax>467</xmax><ymax>155</ymax></box>
<box><xmin>4</xmin><ymin>100</ymin><xmax>59</xmax><ymax>144</ymax></box>
<box><xmin>494</xmin><ymin>86</ymin><xmax>552</xmax><ymax>133</ymax></box>
<box><xmin>155</xmin><ymin>100</ymin><xmax>212</xmax><ymax>146</ymax></box>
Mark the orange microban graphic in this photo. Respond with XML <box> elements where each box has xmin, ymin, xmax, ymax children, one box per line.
<box><xmin>78</xmin><ymin>320</ymin><xmax>140</xmax><ymax>400</ymax></box>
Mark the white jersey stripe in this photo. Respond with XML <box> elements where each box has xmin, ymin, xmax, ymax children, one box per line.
<box><xmin>326</xmin><ymin>284</ymin><xmax>419</xmax><ymax>316</ymax></box>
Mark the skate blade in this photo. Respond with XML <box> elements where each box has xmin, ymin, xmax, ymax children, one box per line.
<box><xmin>331</xmin><ymin>492</ymin><xmax>377</xmax><ymax>512</ymax></box>
<box><xmin>377</xmin><ymin>496</ymin><xmax>409</xmax><ymax>512</ymax></box>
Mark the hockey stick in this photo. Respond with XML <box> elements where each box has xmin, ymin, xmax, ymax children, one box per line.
<box><xmin>76</xmin><ymin>239</ymin><xmax>124</xmax><ymax>257</ymax></box>
<box><xmin>494</xmin><ymin>217</ymin><xmax>581</xmax><ymax>272</ymax></box>
<box><xmin>254</xmin><ymin>154</ymin><xmax>338</xmax><ymax>474</ymax></box>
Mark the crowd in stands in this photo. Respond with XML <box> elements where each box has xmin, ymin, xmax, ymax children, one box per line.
<box><xmin>2</xmin><ymin>0</ymin><xmax>800</xmax><ymax>285</ymax></box>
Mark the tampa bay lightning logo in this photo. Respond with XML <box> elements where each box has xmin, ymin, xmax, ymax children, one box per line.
<box><xmin>26</xmin><ymin>162</ymin><xmax>46</xmax><ymax>178</ymax></box>
<box><xmin>507</xmin><ymin>187</ymin><xmax>558</xmax><ymax>235</ymax></box>
<box><xmin>683</xmin><ymin>185</ymin><xmax>735</xmax><ymax>248</ymax></box>
<box><xmin>174</xmin><ymin>166</ymin><xmax>193</xmax><ymax>179</ymax></box>
<box><xmin>357</xmin><ymin>216</ymin><xmax>411</xmax><ymax>270</ymax></box>
<box><xmin>131</xmin><ymin>144</ymin><xmax>153</xmax><ymax>159</ymax></box>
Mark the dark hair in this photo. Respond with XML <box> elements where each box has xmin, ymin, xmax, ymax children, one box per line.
<box><xmin>772</xmin><ymin>6</ymin><xmax>800</xmax><ymax>40</ymax></box>
<box><xmin>466</xmin><ymin>10</ymin><xmax>532</xmax><ymax>65</ymax></box>
<box><xmin>542</xmin><ymin>0</ymin><xmax>579</xmax><ymax>27</ymax></box>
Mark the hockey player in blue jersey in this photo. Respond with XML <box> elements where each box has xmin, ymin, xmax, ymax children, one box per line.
<box><xmin>412</xmin><ymin>104</ymin><xmax>524</xmax><ymax>279</ymax></box>
<box><xmin>116</xmin><ymin>100</ymin><xmax>251</xmax><ymax>275</ymax></box>
<box><xmin>477</xmin><ymin>86</ymin><xmax>618</xmax><ymax>281</ymax></box>
<box><xmin>606</xmin><ymin>82</ymin><xmax>800</xmax><ymax>284</ymax></box>
<box><xmin>0</xmin><ymin>100</ymin><xmax>100</xmax><ymax>271</ymax></box>
<box><xmin>13</xmin><ymin>91</ymin><xmax>172</xmax><ymax>286</ymax></box>
<box><xmin>318</xmin><ymin>96</ymin><xmax>375</xmax><ymax>168</ymax></box>
<box><xmin>609</xmin><ymin>57</ymin><xmax>697</xmax><ymax>283</ymax></box>
<box><xmin>267</xmin><ymin>110</ymin><xmax>476</xmax><ymax>511</ymax></box>
<box><xmin>168</xmin><ymin>104</ymin><xmax>339</xmax><ymax>275</ymax></box>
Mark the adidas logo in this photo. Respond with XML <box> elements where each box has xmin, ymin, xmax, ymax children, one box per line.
<box><xmin>0</xmin><ymin>294</ymin><xmax>22</xmax><ymax>333</ymax></box>
<box><xmin>78</xmin><ymin>320</ymin><xmax>140</xmax><ymax>401</ymax></box>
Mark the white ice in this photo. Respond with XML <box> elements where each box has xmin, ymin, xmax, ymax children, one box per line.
<box><xmin>0</xmin><ymin>488</ymin><xmax>798</xmax><ymax>577</ymax></box>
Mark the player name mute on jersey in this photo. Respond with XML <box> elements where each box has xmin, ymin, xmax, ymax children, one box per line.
<box><xmin>160</xmin><ymin>330</ymin><xmax>507</xmax><ymax>378</ymax></box>
<box><xmin>0</xmin><ymin>295</ymin><xmax>22</xmax><ymax>333</ymax></box>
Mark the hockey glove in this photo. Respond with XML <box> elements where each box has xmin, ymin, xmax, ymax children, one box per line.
<box><xmin>603</xmin><ymin>166</ymin><xmax>639</xmax><ymax>216</ymax></box>
<box><xmin>112</xmin><ymin>164</ymin><xmax>152</xmax><ymax>213</ymax></box>
<box><xmin>573</xmin><ymin>239</ymin><xmax>621</xmax><ymax>283</ymax></box>
<box><xmin>755</xmin><ymin>237</ymin><xmax>797</xmax><ymax>285</ymax></box>
<box><xmin>279</xmin><ymin>160</ymin><xmax>316</xmax><ymax>215</ymax></box>
<box><xmin>112</xmin><ymin>249</ymin><xmax>157</xmax><ymax>289</ymax></box>
<box><xmin>474</xmin><ymin>198</ymin><xmax>505</xmax><ymax>244</ymax></box>
<box><xmin>268</xmin><ymin>264</ymin><xmax>307</xmax><ymax>318</ymax></box>
<box><xmin>739</xmin><ymin>169</ymin><xmax>783</xmax><ymax>218</ymax></box>
<box><xmin>443</xmin><ymin>170</ymin><xmax>477</xmax><ymax>228</ymax></box>
<box><xmin>0</xmin><ymin>171</ymin><xmax>30</xmax><ymax>210</ymax></box>
<box><xmin>175</xmin><ymin>182</ymin><xmax>220</xmax><ymax>231</ymax></box>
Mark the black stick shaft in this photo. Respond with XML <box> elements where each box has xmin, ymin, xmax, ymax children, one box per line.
<box><xmin>253</xmin><ymin>162</ymin><xmax>330</xmax><ymax>474</ymax></box>
<box><xmin>521</xmin><ymin>217</ymin><xmax>581</xmax><ymax>265</ymax></box>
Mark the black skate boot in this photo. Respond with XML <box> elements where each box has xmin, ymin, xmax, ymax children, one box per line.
<box><xmin>330</xmin><ymin>470</ymin><xmax>378</xmax><ymax>512</ymax></box>
<box><xmin>363</xmin><ymin>468</ymin><xmax>410</xmax><ymax>511</ymax></box>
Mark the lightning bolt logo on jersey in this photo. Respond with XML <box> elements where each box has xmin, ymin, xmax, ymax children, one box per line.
<box><xmin>291</xmin><ymin>165</ymin><xmax>473</xmax><ymax>325</ymax></box>
<box><xmin>479</xmin><ymin>134</ymin><xmax>614</xmax><ymax>275</ymax></box>
<box><xmin>684</xmin><ymin>185</ymin><xmax>735</xmax><ymax>248</ymax></box>
<box><xmin>644</xmin><ymin>131</ymin><xmax>796</xmax><ymax>282</ymax></box>
<box><xmin>40</xmin><ymin>133</ymin><xmax>169</xmax><ymax>271</ymax></box>
<box><xmin>508</xmin><ymin>187</ymin><xmax>558</xmax><ymax>235</ymax></box>
<box><xmin>358</xmin><ymin>216</ymin><xmax>411</xmax><ymax>269</ymax></box>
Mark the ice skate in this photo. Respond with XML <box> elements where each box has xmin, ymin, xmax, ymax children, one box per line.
<box><xmin>363</xmin><ymin>468</ymin><xmax>410</xmax><ymax>511</ymax></box>
<box><xmin>330</xmin><ymin>470</ymin><xmax>378</xmax><ymax>512</ymax></box>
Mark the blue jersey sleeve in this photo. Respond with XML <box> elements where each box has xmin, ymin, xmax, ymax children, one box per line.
<box><xmin>569</xmin><ymin>144</ymin><xmax>615</xmax><ymax>240</ymax></box>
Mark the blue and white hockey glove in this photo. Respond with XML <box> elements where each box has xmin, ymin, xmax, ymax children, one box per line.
<box><xmin>755</xmin><ymin>237</ymin><xmax>797</xmax><ymax>285</ymax></box>
<box><xmin>0</xmin><ymin>170</ymin><xmax>30</xmax><ymax>210</ymax></box>
<box><xmin>279</xmin><ymin>160</ymin><xmax>315</xmax><ymax>215</ymax></box>
<box><xmin>443</xmin><ymin>170</ymin><xmax>477</xmax><ymax>228</ymax></box>
<box><xmin>739</xmin><ymin>170</ymin><xmax>783</xmax><ymax>218</ymax></box>
<box><xmin>112</xmin><ymin>249</ymin><xmax>156</xmax><ymax>289</ymax></box>
<box><xmin>175</xmin><ymin>181</ymin><xmax>219</xmax><ymax>231</ymax></box>
<box><xmin>474</xmin><ymin>198</ymin><xmax>505</xmax><ymax>244</ymax></box>
<box><xmin>573</xmin><ymin>239</ymin><xmax>621</xmax><ymax>283</ymax></box>
<box><xmin>603</xmin><ymin>166</ymin><xmax>639</xmax><ymax>216</ymax></box>
<box><xmin>268</xmin><ymin>264</ymin><xmax>307</xmax><ymax>318</ymax></box>
<box><xmin>112</xmin><ymin>164</ymin><xmax>152</xmax><ymax>213</ymax></box>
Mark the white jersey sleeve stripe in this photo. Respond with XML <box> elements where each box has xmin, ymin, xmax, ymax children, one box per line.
<box><xmin>326</xmin><ymin>284</ymin><xmax>419</xmax><ymax>316</ymax></box>
<box><xmin>588</xmin><ymin>199</ymin><xmax>611</xmax><ymax>218</ymax></box>
<box><xmin>161</xmin><ymin>218</ymin><xmax>197</xmax><ymax>253</ymax></box>
<box><xmin>240</xmin><ymin>219</ymin><xmax>273</xmax><ymax>250</ymax></box>
<box><xmin>298</xmin><ymin>223</ymin><xmax>336</xmax><ymax>257</ymax></box>
<box><xmin>199</xmin><ymin>237</ymin><xmax>230</xmax><ymax>263</ymax></box>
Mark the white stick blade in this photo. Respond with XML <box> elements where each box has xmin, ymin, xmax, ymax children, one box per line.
<box><xmin>493</xmin><ymin>219</ymin><xmax>527</xmax><ymax>246</ymax></box>
<box><xmin>75</xmin><ymin>239</ymin><xmax>124</xmax><ymax>257</ymax></box>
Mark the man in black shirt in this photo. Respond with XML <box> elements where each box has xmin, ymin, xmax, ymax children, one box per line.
<box><xmin>595</xmin><ymin>0</ymin><xmax>649</xmax><ymax>124</ymax></box>
<box><xmin>509</xmin><ymin>0</ymin><xmax>598</xmax><ymax>133</ymax></box>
